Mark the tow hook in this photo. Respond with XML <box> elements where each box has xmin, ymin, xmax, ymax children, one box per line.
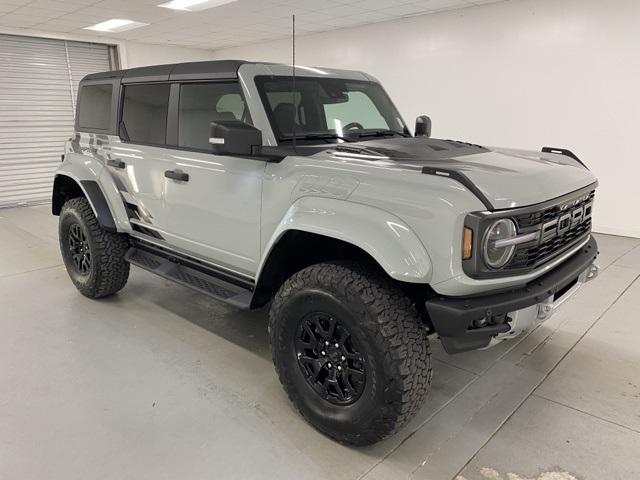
<box><xmin>584</xmin><ymin>263</ymin><xmax>599</xmax><ymax>281</ymax></box>
<box><xmin>538</xmin><ymin>298</ymin><xmax>554</xmax><ymax>320</ymax></box>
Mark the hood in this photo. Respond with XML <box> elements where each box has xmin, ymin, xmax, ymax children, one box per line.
<box><xmin>323</xmin><ymin>137</ymin><xmax>597</xmax><ymax>210</ymax></box>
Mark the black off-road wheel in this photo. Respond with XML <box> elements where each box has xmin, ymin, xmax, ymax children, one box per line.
<box><xmin>59</xmin><ymin>197</ymin><xmax>130</xmax><ymax>299</ymax></box>
<box><xmin>269</xmin><ymin>262</ymin><xmax>432</xmax><ymax>446</ymax></box>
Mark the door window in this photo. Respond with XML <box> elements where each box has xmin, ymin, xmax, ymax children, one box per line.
<box><xmin>178</xmin><ymin>82</ymin><xmax>249</xmax><ymax>151</ymax></box>
<box><xmin>121</xmin><ymin>83</ymin><xmax>170</xmax><ymax>145</ymax></box>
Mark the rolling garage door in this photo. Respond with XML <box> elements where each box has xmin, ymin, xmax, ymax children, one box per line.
<box><xmin>0</xmin><ymin>34</ymin><xmax>115</xmax><ymax>207</ymax></box>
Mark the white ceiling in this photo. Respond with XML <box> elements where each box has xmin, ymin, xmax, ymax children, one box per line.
<box><xmin>0</xmin><ymin>0</ymin><xmax>506</xmax><ymax>50</ymax></box>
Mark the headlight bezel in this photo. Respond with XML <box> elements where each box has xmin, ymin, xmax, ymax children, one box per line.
<box><xmin>462</xmin><ymin>211</ymin><xmax>531</xmax><ymax>278</ymax></box>
<box><xmin>481</xmin><ymin>218</ymin><xmax>517</xmax><ymax>269</ymax></box>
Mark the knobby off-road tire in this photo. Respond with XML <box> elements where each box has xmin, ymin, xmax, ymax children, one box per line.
<box><xmin>269</xmin><ymin>262</ymin><xmax>432</xmax><ymax>446</ymax></box>
<box><xmin>59</xmin><ymin>197</ymin><xmax>130</xmax><ymax>299</ymax></box>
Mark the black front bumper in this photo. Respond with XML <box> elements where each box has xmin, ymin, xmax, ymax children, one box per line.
<box><xmin>426</xmin><ymin>236</ymin><xmax>598</xmax><ymax>354</ymax></box>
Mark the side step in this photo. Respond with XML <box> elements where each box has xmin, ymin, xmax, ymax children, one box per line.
<box><xmin>125</xmin><ymin>244</ymin><xmax>254</xmax><ymax>309</ymax></box>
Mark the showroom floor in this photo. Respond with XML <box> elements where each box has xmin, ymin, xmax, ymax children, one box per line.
<box><xmin>1</xmin><ymin>205</ymin><xmax>639</xmax><ymax>480</ymax></box>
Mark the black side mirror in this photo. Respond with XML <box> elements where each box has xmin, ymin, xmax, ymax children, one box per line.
<box><xmin>415</xmin><ymin>115</ymin><xmax>432</xmax><ymax>138</ymax></box>
<box><xmin>209</xmin><ymin>120</ymin><xmax>262</xmax><ymax>156</ymax></box>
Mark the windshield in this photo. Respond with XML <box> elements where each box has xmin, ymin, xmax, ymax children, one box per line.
<box><xmin>255</xmin><ymin>76</ymin><xmax>409</xmax><ymax>144</ymax></box>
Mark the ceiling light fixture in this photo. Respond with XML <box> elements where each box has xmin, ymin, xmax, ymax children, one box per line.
<box><xmin>83</xmin><ymin>19</ymin><xmax>148</xmax><ymax>33</ymax></box>
<box><xmin>158</xmin><ymin>0</ymin><xmax>238</xmax><ymax>12</ymax></box>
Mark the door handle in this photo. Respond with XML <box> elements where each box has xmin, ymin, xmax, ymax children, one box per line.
<box><xmin>164</xmin><ymin>170</ymin><xmax>189</xmax><ymax>182</ymax></box>
<box><xmin>107</xmin><ymin>159</ymin><xmax>126</xmax><ymax>169</ymax></box>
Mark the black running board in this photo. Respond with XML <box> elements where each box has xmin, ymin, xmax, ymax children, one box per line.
<box><xmin>126</xmin><ymin>243</ymin><xmax>254</xmax><ymax>309</ymax></box>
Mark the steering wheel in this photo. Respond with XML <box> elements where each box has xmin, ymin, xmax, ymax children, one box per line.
<box><xmin>342</xmin><ymin>122</ymin><xmax>364</xmax><ymax>131</ymax></box>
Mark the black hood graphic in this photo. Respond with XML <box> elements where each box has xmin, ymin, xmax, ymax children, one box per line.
<box><xmin>333</xmin><ymin>137</ymin><xmax>489</xmax><ymax>161</ymax></box>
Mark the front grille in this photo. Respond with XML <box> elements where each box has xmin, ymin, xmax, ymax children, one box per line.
<box><xmin>507</xmin><ymin>218</ymin><xmax>591</xmax><ymax>270</ymax></box>
<box><xmin>506</xmin><ymin>191</ymin><xmax>595</xmax><ymax>270</ymax></box>
<box><xmin>514</xmin><ymin>191</ymin><xmax>595</xmax><ymax>229</ymax></box>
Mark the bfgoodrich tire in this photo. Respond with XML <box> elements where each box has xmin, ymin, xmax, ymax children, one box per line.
<box><xmin>269</xmin><ymin>262</ymin><xmax>432</xmax><ymax>446</ymax></box>
<box><xmin>59</xmin><ymin>197</ymin><xmax>130</xmax><ymax>299</ymax></box>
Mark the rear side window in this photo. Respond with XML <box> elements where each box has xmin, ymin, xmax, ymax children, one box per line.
<box><xmin>78</xmin><ymin>84</ymin><xmax>113</xmax><ymax>131</ymax></box>
<box><xmin>178</xmin><ymin>82</ymin><xmax>249</xmax><ymax>151</ymax></box>
<box><xmin>121</xmin><ymin>83</ymin><xmax>170</xmax><ymax>145</ymax></box>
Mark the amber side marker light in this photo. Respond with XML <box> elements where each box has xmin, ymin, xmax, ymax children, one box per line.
<box><xmin>463</xmin><ymin>227</ymin><xmax>473</xmax><ymax>260</ymax></box>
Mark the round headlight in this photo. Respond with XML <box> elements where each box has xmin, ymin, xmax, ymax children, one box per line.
<box><xmin>483</xmin><ymin>218</ymin><xmax>517</xmax><ymax>269</ymax></box>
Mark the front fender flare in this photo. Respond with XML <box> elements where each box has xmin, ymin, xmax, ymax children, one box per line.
<box><xmin>260</xmin><ymin>197</ymin><xmax>432</xmax><ymax>283</ymax></box>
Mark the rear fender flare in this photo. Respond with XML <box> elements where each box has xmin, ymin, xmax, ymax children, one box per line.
<box><xmin>53</xmin><ymin>154</ymin><xmax>130</xmax><ymax>232</ymax></box>
<box><xmin>52</xmin><ymin>173</ymin><xmax>118</xmax><ymax>232</ymax></box>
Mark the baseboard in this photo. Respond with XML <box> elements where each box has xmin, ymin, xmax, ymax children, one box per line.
<box><xmin>593</xmin><ymin>224</ymin><xmax>640</xmax><ymax>239</ymax></box>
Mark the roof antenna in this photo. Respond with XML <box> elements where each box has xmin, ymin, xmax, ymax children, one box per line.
<box><xmin>292</xmin><ymin>14</ymin><xmax>297</xmax><ymax>152</ymax></box>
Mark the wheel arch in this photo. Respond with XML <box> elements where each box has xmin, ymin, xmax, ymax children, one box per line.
<box><xmin>251</xmin><ymin>197</ymin><xmax>432</xmax><ymax>308</ymax></box>
<box><xmin>52</xmin><ymin>174</ymin><xmax>117</xmax><ymax>232</ymax></box>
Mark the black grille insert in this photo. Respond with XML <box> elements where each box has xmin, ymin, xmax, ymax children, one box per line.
<box><xmin>506</xmin><ymin>191</ymin><xmax>595</xmax><ymax>271</ymax></box>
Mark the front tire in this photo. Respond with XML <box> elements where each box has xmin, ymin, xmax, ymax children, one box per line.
<box><xmin>269</xmin><ymin>262</ymin><xmax>432</xmax><ymax>446</ymax></box>
<box><xmin>59</xmin><ymin>197</ymin><xmax>130</xmax><ymax>298</ymax></box>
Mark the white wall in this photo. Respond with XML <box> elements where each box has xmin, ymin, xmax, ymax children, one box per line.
<box><xmin>211</xmin><ymin>0</ymin><xmax>640</xmax><ymax>238</ymax></box>
<box><xmin>123</xmin><ymin>41</ymin><xmax>215</xmax><ymax>68</ymax></box>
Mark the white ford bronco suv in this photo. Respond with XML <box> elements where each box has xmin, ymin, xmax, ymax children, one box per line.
<box><xmin>52</xmin><ymin>60</ymin><xmax>599</xmax><ymax>445</ymax></box>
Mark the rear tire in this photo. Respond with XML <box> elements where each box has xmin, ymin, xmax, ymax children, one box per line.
<box><xmin>59</xmin><ymin>197</ymin><xmax>130</xmax><ymax>298</ymax></box>
<box><xmin>269</xmin><ymin>262</ymin><xmax>432</xmax><ymax>446</ymax></box>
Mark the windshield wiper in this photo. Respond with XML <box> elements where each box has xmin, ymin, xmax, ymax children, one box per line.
<box><xmin>352</xmin><ymin>129</ymin><xmax>409</xmax><ymax>139</ymax></box>
<box><xmin>279</xmin><ymin>133</ymin><xmax>353</xmax><ymax>143</ymax></box>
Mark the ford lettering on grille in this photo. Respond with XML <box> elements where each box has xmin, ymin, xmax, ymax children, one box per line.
<box><xmin>507</xmin><ymin>192</ymin><xmax>594</xmax><ymax>270</ymax></box>
<box><xmin>541</xmin><ymin>201</ymin><xmax>592</xmax><ymax>243</ymax></box>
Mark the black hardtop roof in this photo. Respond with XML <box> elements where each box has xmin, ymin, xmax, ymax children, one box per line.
<box><xmin>81</xmin><ymin>59</ymin><xmax>250</xmax><ymax>84</ymax></box>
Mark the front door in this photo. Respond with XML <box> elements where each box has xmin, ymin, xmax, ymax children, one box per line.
<box><xmin>162</xmin><ymin>81</ymin><xmax>264</xmax><ymax>277</ymax></box>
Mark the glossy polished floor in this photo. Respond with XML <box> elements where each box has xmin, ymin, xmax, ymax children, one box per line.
<box><xmin>1</xmin><ymin>205</ymin><xmax>639</xmax><ymax>480</ymax></box>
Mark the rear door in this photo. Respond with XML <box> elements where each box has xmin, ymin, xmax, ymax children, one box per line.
<box><xmin>108</xmin><ymin>82</ymin><xmax>173</xmax><ymax>240</ymax></box>
<box><xmin>162</xmin><ymin>81</ymin><xmax>264</xmax><ymax>277</ymax></box>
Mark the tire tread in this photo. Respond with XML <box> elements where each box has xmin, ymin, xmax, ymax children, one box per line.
<box><xmin>60</xmin><ymin>197</ymin><xmax>130</xmax><ymax>298</ymax></box>
<box><xmin>269</xmin><ymin>262</ymin><xmax>432</xmax><ymax>445</ymax></box>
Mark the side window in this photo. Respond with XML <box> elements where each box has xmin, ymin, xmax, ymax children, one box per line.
<box><xmin>121</xmin><ymin>83</ymin><xmax>170</xmax><ymax>145</ymax></box>
<box><xmin>78</xmin><ymin>84</ymin><xmax>113</xmax><ymax>131</ymax></box>
<box><xmin>178</xmin><ymin>82</ymin><xmax>249</xmax><ymax>151</ymax></box>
